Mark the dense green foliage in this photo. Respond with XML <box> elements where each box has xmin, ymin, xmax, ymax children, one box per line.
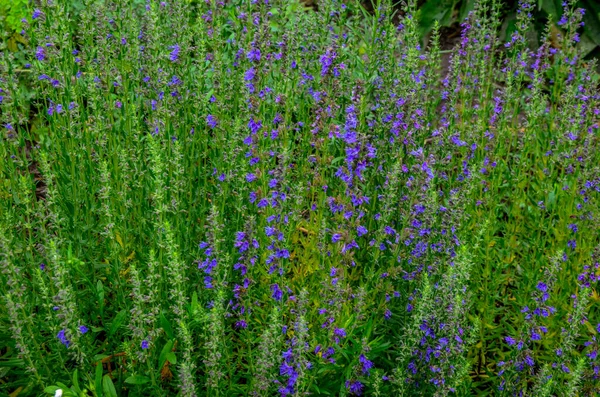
<box><xmin>0</xmin><ymin>0</ymin><xmax>599</xmax><ymax>396</ymax></box>
<box><xmin>417</xmin><ymin>0</ymin><xmax>600</xmax><ymax>57</ymax></box>
<box><xmin>0</xmin><ymin>0</ymin><xmax>29</xmax><ymax>32</ymax></box>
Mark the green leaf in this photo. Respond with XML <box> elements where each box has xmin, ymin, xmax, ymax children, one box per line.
<box><xmin>582</xmin><ymin>0</ymin><xmax>600</xmax><ymax>46</ymax></box>
<box><xmin>540</xmin><ymin>0</ymin><xmax>558</xmax><ymax>16</ymax></box>
<box><xmin>44</xmin><ymin>386</ymin><xmax>61</xmax><ymax>395</ymax></box>
<box><xmin>0</xmin><ymin>359</ymin><xmax>24</xmax><ymax>367</ymax></box>
<box><xmin>165</xmin><ymin>352</ymin><xmax>177</xmax><ymax>365</ymax></box>
<box><xmin>96</xmin><ymin>280</ymin><xmax>105</xmax><ymax>317</ymax></box>
<box><xmin>160</xmin><ymin>312</ymin><xmax>174</xmax><ymax>339</ymax></box>
<box><xmin>331</xmin><ymin>156</ymin><xmax>345</xmax><ymax>165</ymax></box>
<box><xmin>577</xmin><ymin>31</ymin><xmax>598</xmax><ymax>58</ymax></box>
<box><xmin>72</xmin><ymin>369</ymin><xmax>81</xmax><ymax>393</ymax></box>
<box><xmin>459</xmin><ymin>0</ymin><xmax>476</xmax><ymax>20</ymax></box>
<box><xmin>102</xmin><ymin>375</ymin><xmax>118</xmax><ymax>397</ymax></box>
<box><xmin>158</xmin><ymin>339</ymin><xmax>174</xmax><ymax>369</ymax></box>
<box><xmin>190</xmin><ymin>291</ymin><xmax>198</xmax><ymax>315</ymax></box>
<box><xmin>44</xmin><ymin>382</ymin><xmax>75</xmax><ymax>396</ymax></box>
<box><xmin>204</xmin><ymin>89</ymin><xmax>214</xmax><ymax>103</ymax></box>
<box><xmin>124</xmin><ymin>375</ymin><xmax>151</xmax><ymax>385</ymax></box>
<box><xmin>418</xmin><ymin>0</ymin><xmax>455</xmax><ymax>37</ymax></box>
<box><xmin>95</xmin><ymin>362</ymin><xmax>103</xmax><ymax>397</ymax></box>
<box><xmin>502</xmin><ymin>14</ymin><xmax>518</xmax><ymax>43</ymax></box>
<box><xmin>108</xmin><ymin>310</ymin><xmax>127</xmax><ymax>338</ymax></box>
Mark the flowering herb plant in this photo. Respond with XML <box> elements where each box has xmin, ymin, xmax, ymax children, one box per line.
<box><xmin>0</xmin><ymin>0</ymin><xmax>599</xmax><ymax>396</ymax></box>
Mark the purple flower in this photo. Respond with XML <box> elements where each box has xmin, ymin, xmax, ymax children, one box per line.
<box><xmin>79</xmin><ymin>325</ymin><xmax>89</xmax><ymax>334</ymax></box>
<box><xmin>332</xmin><ymin>233</ymin><xmax>342</xmax><ymax>243</ymax></box>
<box><xmin>206</xmin><ymin>114</ymin><xmax>217</xmax><ymax>128</ymax></box>
<box><xmin>273</xmin><ymin>113</ymin><xmax>283</xmax><ymax>125</ymax></box>
<box><xmin>320</xmin><ymin>48</ymin><xmax>336</xmax><ymax>77</ymax></box>
<box><xmin>248</xmin><ymin>117</ymin><xmax>262</xmax><ymax>134</ymax></box>
<box><xmin>247</xmin><ymin>47</ymin><xmax>261</xmax><ymax>62</ymax></box>
<box><xmin>384</xmin><ymin>309</ymin><xmax>392</xmax><ymax>320</ymax></box>
<box><xmin>169</xmin><ymin>44</ymin><xmax>180</xmax><ymax>62</ymax></box>
<box><xmin>345</xmin><ymin>380</ymin><xmax>364</xmax><ymax>396</ymax></box>
<box><xmin>271</xmin><ymin>283</ymin><xmax>283</xmax><ymax>301</ymax></box>
<box><xmin>359</xmin><ymin>354</ymin><xmax>374</xmax><ymax>375</ymax></box>
<box><xmin>356</xmin><ymin>225</ymin><xmax>368</xmax><ymax>237</ymax></box>
<box><xmin>558</xmin><ymin>15</ymin><xmax>568</xmax><ymax>26</ymax></box>
<box><xmin>244</xmin><ymin>67</ymin><xmax>256</xmax><ymax>81</ymax></box>
<box><xmin>524</xmin><ymin>355</ymin><xmax>534</xmax><ymax>367</ymax></box>
<box><xmin>32</xmin><ymin>9</ymin><xmax>42</xmax><ymax>19</ymax></box>
<box><xmin>57</xmin><ymin>329</ymin><xmax>70</xmax><ymax>347</ymax></box>
<box><xmin>35</xmin><ymin>46</ymin><xmax>46</xmax><ymax>61</ymax></box>
<box><xmin>248</xmin><ymin>191</ymin><xmax>258</xmax><ymax>203</ymax></box>
<box><xmin>334</xmin><ymin>328</ymin><xmax>346</xmax><ymax>338</ymax></box>
<box><xmin>141</xmin><ymin>339</ymin><xmax>149</xmax><ymax>349</ymax></box>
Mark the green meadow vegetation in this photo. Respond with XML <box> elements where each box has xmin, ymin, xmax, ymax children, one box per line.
<box><xmin>0</xmin><ymin>0</ymin><xmax>599</xmax><ymax>396</ymax></box>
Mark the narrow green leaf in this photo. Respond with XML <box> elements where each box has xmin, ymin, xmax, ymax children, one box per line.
<box><xmin>72</xmin><ymin>369</ymin><xmax>81</xmax><ymax>393</ymax></box>
<box><xmin>190</xmin><ymin>291</ymin><xmax>198</xmax><ymax>315</ymax></box>
<box><xmin>165</xmin><ymin>352</ymin><xmax>177</xmax><ymax>365</ymax></box>
<box><xmin>102</xmin><ymin>375</ymin><xmax>118</xmax><ymax>397</ymax></box>
<box><xmin>158</xmin><ymin>339</ymin><xmax>174</xmax><ymax>369</ymax></box>
<box><xmin>108</xmin><ymin>310</ymin><xmax>127</xmax><ymax>338</ymax></box>
<box><xmin>97</xmin><ymin>280</ymin><xmax>105</xmax><ymax>317</ymax></box>
<box><xmin>44</xmin><ymin>386</ymin><xmax>60</xmax><ymax>395</ymax></box>
<box><xmin>124</xmin><ymin>375</ymin><xmax>151</xmax><ymax>385</ymax></box>
<box><xmin>160</xmin><ymin>312</ymin><xmax>174</xmax><ymax>339</ymax></box>
<box><xmin>95</xmin><ymin>362</ymin><xmax>103</xmax><ymax>397</ymax></box>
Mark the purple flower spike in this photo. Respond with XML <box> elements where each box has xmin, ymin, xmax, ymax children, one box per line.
<box><xmin>169</xmin><ymin>44</ymin><xmax>180</xmax><ymax>62</ymax></box>
<box><xmin>57</xmin><ymin>329</ymin><xmax>70</xmax><ymax>347</ymax></box>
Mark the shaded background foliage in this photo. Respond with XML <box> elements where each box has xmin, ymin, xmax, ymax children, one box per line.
<box><xmin>413</xmin><ymin>0</ymin><xmax>600</xmax><ymax>59</ymax></box>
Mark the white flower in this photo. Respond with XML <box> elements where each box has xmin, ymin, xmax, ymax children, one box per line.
<box><xmin>54</xmin><ymin>389</ymin><xmax>63</xmax><ymax>397</ymax></box>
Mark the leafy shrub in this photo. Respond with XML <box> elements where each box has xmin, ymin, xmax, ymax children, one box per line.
<box><xmin>0</xmin><ymin>0</ymin><xmax>29</xmax><ymax>32</ymax></box>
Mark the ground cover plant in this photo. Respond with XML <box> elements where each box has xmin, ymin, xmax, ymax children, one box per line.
<box><xmin>1</xmin><ymin>0</ymin><xmax>599</xmax><ymax>395</ymax></box>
